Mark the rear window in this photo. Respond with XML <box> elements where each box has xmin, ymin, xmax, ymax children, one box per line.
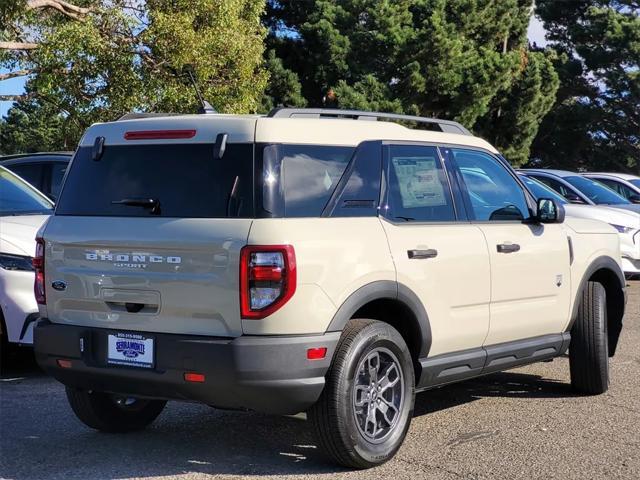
<box><xmin>56</xmin><ymin>143</ymin><xmax>253</xmax><ymax>217</ymax></box>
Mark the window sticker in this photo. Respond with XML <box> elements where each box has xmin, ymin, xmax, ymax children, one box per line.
<box><xmin>391</xmin><ymin>156</ymin><xmax>446</xmax><ymax>208</ymax></box>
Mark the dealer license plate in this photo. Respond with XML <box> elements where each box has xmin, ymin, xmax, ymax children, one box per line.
<box><xmin>107</xmin><ymin>332</ymin><xmax>154</xmax><ymax>368</ymax></box>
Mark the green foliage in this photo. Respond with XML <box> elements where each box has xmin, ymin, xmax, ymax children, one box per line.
<box><xmin>1</xmin><ymin>0</ymin><xmax>268</xmax><ymax>151</ymax></box>
<box><xmin>0</xmin><ymin>97</ymin><xmax>68</xmax><ymax>154</ymax></box>
<box><xmin>265</xmin><ymin>0</ymin><xmax>559</xmax><ymax>165</ymax></box>
<box><xmin>532</xmin><ymin>1</ymin><xmax>640</xmax><ymax>173</ymax></box>
<box><xmin>260</xmin><ymin>49</ymin><xmax>307</xmax><ymax>112</ymax></box>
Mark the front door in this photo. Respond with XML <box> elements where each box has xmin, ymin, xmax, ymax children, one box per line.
<box><xmin>446</xmin><ymin>148</ymin><xmax>572</xmax><ymax>346</ymax></box>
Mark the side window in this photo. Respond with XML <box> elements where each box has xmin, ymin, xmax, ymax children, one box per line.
<box><xmin>599</xmin><ymin>179</ymin><xmax>631</xmax><ymax>199</ymax></box>
<box><xmin>50</xmin><ymin>162</ymin><xmax>69</xmax><ymax>200</ymax></box>
<box><xmin>261</xmin><ymin>144</ymin><xmax>354</xmax><ymax>217</ymax></box>
<box><xmin>7</xmin><ymin>163</ymin><xmax>43</xmax><ymax>191</ymax></box>
<box><xmin>530</xmin><ymin>175</ymin><xmax>578</xmax><ymax>201</ymax></box>
<box><xmin>448</xmin><ymin>149</ymin><xmax>529</xmax><ymax>221</ymax></box>
<box><xmin>386</xmin><ymin>145</ymin><xmax>456</xmax><ymax>222</ymax></box>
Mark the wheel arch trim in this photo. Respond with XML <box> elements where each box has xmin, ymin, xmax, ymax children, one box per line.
<box><xmin>326</xmin><ymin>280</ymin><xmax>432</xmax><ymax>358</ymax></box>
<box><xmin>567</xmin><ymin>255</ymin><xmax>626</xmax><ymax>355</ymax></box>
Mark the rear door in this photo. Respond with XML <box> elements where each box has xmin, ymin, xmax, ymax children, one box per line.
<box><xmin>43</xmin><ymin>140</ymin><xmax>255</xmax><ymax>338</ymax></box>
<box><xmin>447</xmin><ymin>148</ymin><xmax>571</xmax><ymax>345</ymax></box>
<box><xmin>380</xmin><ymin>143</ymin><xmax>491</xmax><ymax>357</ymax></box>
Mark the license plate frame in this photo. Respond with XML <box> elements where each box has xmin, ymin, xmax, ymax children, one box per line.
<box><xmin>107</xmin><ymin>332</ymin><xmax>154</xmax><ymax>369</ymax></box>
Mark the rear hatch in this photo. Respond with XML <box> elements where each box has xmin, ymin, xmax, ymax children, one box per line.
<box><xmin>41</xmin><ymin>118</ymin><xmax>256</xmax><ymax>337</ymax></box>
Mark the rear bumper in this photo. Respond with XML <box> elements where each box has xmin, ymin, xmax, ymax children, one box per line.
<box><xmin>34</xmin><ymin>319</ymin><xmax>340</xmax><ymax>415</ymax></box>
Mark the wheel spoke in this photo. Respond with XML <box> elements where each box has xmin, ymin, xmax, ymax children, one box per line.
<box><xmin>378</xmin><ymin>363</ymin><xmax>400</xmax><ymax>392</ymax></box>
<box><xmin>354</xmin><ymin>385</ymin><xmax>369</xmax><ymax>407</ymax></box>
<box><xmin>379</xmin><ymin>397</ymin><xmax>399</xmax><ymax>426</ymax></box>
<box><xmin>367</xmin><ymin>351</ymin><xmax>380</xmax><ymax>384</ymax></box>
<box><xmin>365</xmin><ymin>404</ymin><xmax>378</xmax><ymax>437</ymax></box>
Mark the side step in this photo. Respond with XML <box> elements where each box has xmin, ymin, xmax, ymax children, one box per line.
<box><xmin>417</xmin><ymin>333</ymin><xmax>571</xmax><ymax>390</ymax></box>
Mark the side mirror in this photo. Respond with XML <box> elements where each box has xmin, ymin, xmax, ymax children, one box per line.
<box><xmin>536</xmin><ymin>198</ymin><xmax>564</xmax><ymax>224</ymax></box>
<box><xmin>628</xmin><ymin>194</ymin><xmax>640</xmax><ymax>204</ymax></box>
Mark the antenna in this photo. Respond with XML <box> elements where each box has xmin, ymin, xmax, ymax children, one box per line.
<box><xmin>183</xmin><ymin>65</ymin><xmax>216</xmax><ymax>114</ymax></box>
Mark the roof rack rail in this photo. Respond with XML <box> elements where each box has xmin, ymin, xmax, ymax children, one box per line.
<box><xmin>267</xmin><ymin>108</ymin><xmax>471</xmax><ymax>136</ymax></box>
<box><xmin>117</xmin><ymin>112</ymin><xmax>183</xmax><ymax>121</ymax></box>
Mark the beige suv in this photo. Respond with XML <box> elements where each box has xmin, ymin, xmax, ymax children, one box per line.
<box><xmin>34</xmin><ymin>108</ymin><xmax>626</xmax><ymax>468</ymax></box>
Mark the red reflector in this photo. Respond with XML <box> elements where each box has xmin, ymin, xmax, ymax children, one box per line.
<box><xmin>307</xmin><ymin>347</ymin><xmax>327</xmax><ymax>360</ymax></box>
<box><xmin>250</xmin><ymin>265</ymin><xmax>283</xmax><ymax>282</ymax></box>
<box><xmin>124</xmin><ymin>129</ymin><xmax>196</xmax><ymax>140</ymax></box>
<box><xmin>57</xmin><ymin>359</ymin><xmax>72</xmax><ymax>369</ymax></box>
<box><xmin>184</xmin><ymin>372</ymin><xmax>205</xmax><ymax>383</ymax></box>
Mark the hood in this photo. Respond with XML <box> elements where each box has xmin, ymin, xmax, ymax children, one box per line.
<box><xmin>564</xmin><ymin>204</ymin><xmax>640</xmax><ymax>229</ymax></box>
<box><xmin>607</xmin><ymin>204</ymin><xmax>640</xmax><ymax>214</ymax></box>
<box><xmin>563</xmin><ymin>216</ymin><xmax>619</xmax><ymax>235</ymax></box>
<box><xmin>0</xmin><ymin>215</ymin><xmax>49</xmax><ymax>256</ymax></box>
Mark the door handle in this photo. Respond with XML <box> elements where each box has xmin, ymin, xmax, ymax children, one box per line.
<box><xmin>408</xmin><ymin>249</ymin><xmax>438</xmax><ymax>259</ymax></box>
<box><xmin>496</xmin><ymin>243</ymin><xmax>520</xmax><ymax>254</ymax></box>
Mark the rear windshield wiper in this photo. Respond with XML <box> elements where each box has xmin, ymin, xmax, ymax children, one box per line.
<box><xmin>112</xmin><ymin>198</ymin><xmax>161</xmax><ymax>215</ymax></box>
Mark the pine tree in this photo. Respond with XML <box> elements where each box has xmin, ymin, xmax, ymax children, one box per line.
<box><xmin>265</xmin><ymin>0</ymin><xmax>559</xmax><ymax>165</ymax></box>
<box><xmin>532</xmin><ymin>0</ymin><xmax>639</xmax><ymax>173</ymax></box>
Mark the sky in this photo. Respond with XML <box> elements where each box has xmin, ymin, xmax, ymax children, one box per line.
<box><xmin>0</xmin><ymin>14</ymin><xmax>550</xmax><ymax>119</ymax></box>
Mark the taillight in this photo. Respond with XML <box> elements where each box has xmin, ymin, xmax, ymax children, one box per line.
<box><xmin>33</xmin><ymin>236</ymin><xmax>46</xmax><ymax>305</ymax></box>
<box><xmin>240</xmin><ymin>245</ymin><xmax>296</xmax><ymax>319</ymax></box>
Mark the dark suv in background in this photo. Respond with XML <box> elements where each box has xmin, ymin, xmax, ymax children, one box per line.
<box><xmin>0</xmin><ymin>152</ymin><xmax>72</xmax><ymax>202</ymax></box>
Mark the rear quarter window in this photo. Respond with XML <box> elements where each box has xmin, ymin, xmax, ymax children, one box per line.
<box><xmin>56</xmin><ymin>143</ymin><xmax>253</xmax><ymax>218</ymax></box>
<box><xmin>260</xmin><ymin>144</ymin><xmax>355</xmax><ymax>217</ymax></box>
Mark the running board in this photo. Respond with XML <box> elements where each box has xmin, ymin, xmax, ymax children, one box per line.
<box><xmin>417</xmin><ymin>333</ymin><xmax>571</xmax><ymax>390</ymax></box>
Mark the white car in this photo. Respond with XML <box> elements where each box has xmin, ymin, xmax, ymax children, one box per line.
<box><xmin>520</xmin><ymin>174</ymin><xmax>640</xmax><ymax>276</ymax></box>
<box><xmin>582</xmin><ymin>172</ymin><xmax>640</xmax><ymax>204</ymax></box>
<box><xmin>0</xmin><ymin>166</ymin><xmax>53</xmax><ymax>346</ymax></box>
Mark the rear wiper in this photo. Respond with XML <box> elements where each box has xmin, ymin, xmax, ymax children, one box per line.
<box><xmin>112</xmin><ymin>198</ymin><xmax>161</xmax><ymax>215</ymax></box>
<box><xmin>394</xmin><ymin>216</ymin><xmax>415</xmax><ymax>222</ymax></box>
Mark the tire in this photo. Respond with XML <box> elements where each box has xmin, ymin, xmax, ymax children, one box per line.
<box><xmin>309</xmin><ymin>319</ymin><xmax>415</xmax><ymax>469</ymax></box>
<box><xmin>569</xmin><ymin>281</ymin><xmax>609</xmax><ymax>394</ymax></box>
<box><xmin>65</xmin><ymin>387</ymin><xmax>167</xmax><ymax>432</ymax></box>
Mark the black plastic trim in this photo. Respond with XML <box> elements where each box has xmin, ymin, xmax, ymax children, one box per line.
<box><xmin>417</xmin><ymin>333</ymin><xmax>570</xmax><ymax>390</ymax></box>
<box><xmin>34</xmin><ymin>319</ymin><xmax>340</xmax><ymax>415</ymax></box>
<box><xmin>566</xmin><ymin>255</ymin><xmax>626</xmax><ymax>333</ymax></box>
<box><xmin>326</xmin><ymin>280</ymin><xmax>432</xmax><ymax>358</ymax></box>
<box><xmin>19</xmin><ymin>312</ymin><xmax>40</xmax><ymax>341</ymax></box>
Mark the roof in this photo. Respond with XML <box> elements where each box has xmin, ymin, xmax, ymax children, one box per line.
<box><xmin>80</xmin><ymin>112</ymin><xmax>498</xmax><ymax>153</ymax></box>
<box><xmin>584</xmin><ymin>172</ymin><xmax>640</xmax><ymax>181</ymax></box>
<box><xmin>0</xmin><ymin>152</ymin><xmax>73</xmax><ymax>162</ymax></box>
<box><xmin>519</xmin><ymin>168</ymin><xmax>579</xmax><ymax>178</ymax></box>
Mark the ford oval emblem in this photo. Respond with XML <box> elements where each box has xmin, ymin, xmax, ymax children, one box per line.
<box><xmin>52</xmin><ymin>280</ymin><xmax>67</xmax><ymax>291</ymax></box>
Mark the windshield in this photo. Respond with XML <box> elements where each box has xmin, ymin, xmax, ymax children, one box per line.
<box><xmin>630</xmin><ymin>179</ymin><xmax>640</xmax><ymax>189</ymax></box>
<box><xmin>519</xmin><ymin>175</ymin><xmax>568</xmax><ymax>205</ymax></box>
<box><xmin>563</xmin><ymin>176</ymin><xmax>630</xmax><ymax>205</ymax></box>
<box><xmin>0</xmin><ymin>168</ymin><xmax>53</xmax><ymax>216</ymax></box>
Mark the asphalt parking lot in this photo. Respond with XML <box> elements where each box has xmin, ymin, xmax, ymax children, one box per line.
<box><xmin>1</xmin><ymin>281</ymin><xmax>639</xmax><ymax>480</ymax></box>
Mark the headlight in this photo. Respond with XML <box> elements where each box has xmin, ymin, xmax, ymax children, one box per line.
<box><xmin>0</xmin><ymin>253</ymin><xmax>34</xmax><ymax>271</ymax></box>
<box><xmin>609</xmin><ymin>224</ymin><xmax>635</xmax><ymax>234</ymax></box>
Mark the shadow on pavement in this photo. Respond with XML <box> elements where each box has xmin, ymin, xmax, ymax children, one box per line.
<box><xmin>1</xmin><ymin>355</ymin><xmax>581</xmax><ymax>479</ymax></box>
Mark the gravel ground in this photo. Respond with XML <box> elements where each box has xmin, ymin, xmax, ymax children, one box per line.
<box><xmin>1</xmin><ymin>280</ymin><xmax>639</xmax><ymax>480</ymax></box>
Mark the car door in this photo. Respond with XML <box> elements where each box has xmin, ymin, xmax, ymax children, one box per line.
<box><xmin>447</xmin><ymin>149</ymin><xmax>572</xmax><ymax>345</ymax></box>
<box><xmin>379</xmin><ymin>143</ymin><xmax>491</xmax><ymax>358</ymax></box>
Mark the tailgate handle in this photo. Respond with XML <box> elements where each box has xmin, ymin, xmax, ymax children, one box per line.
<box><xmin>105</xmin><ymin>301</ymin><xmax>158</xmax><ymax>314</ymax></box>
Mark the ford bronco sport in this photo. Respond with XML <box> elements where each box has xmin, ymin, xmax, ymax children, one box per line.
<box><xmin>34</xmin><ymin>108</ymin><xmax>626</xmax><ymax>468</ymax></box>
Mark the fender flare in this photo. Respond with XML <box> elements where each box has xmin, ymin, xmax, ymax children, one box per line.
<box><xmin>326</xmin><ymin>280</ymin><xmax>432</xmax><ymax>358</ymax></box>
<box><xmin>566</xmin><ymin>255</ymin><xmax>626</xmax><ymax>336</ymax></box>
